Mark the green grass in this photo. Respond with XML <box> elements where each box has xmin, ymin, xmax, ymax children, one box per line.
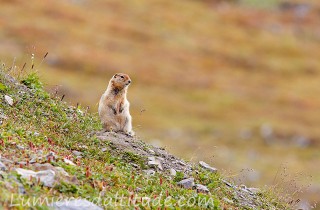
<box><xmin>0</xmin><ymin>65</ymin><xmax>293</xmax><ymax>209</ymax></box>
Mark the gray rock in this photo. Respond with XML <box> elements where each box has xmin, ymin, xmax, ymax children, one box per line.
<box><xmin>4</xmin><ymin>95</ymin><xmax>13</xmax><ymax>106</ymax></box>
<box><xmin>30</xmin><ymin>158</ymin><xmax>37</xmax><ymax>164</ymax></box>
<box><xmin>0</xmin><ymin>114</ymin><xmax>7</xmax><ymax>119</ymax></box>
<box><xmin>148</xmin><ymin>149</ymin><xmax>155</xmax><ymax>155</ymax></box>
<box><xmin>63</xmin><ymin>158</ymin><xmax>76</xmax><ymax>166</ymax></box>
<box><xmin>0</xmin><ymin>161</ymin><xmax>7</xmax><ymax>171</ymax></box>
<box><xmin>50</xmin><ymin>199</ymin><xmax>103</xmax><ymax>210</ymax></box>
<box><xmin>170</xmin><ymin>168</ymin><xmax>177</xmax><ymax>176</ymax></box>
<box><xmin>143</xmin><ymin>169</ymin><xmax>155</xmax><ymax>176</ymax></box>
<box><xmin>148</xmin><ymin>156</ymin><xmax>163</xmax><ymax>170</ymax></box>
<box><xmin>131</xmin><ymin>163</ymin><xmax>139</xmax><ymax>168</ymax></box>
<box><xmin>177</xmin><ymin>178</ymin><xmax>194</xmax><ymax>189</ymax></box>
<box><xmin>222</xmin><ymin>180</ymin><xmax>235</xmax><ymax>188</ymax></box>
<box><xmin>16</xmin><ymin>145</ymin><xmax>25</xmax><ymax>150</ymax></box>
<box><xmin>175</xmin><ymin>160</ymin><xmax>186</xmax><ymax>166</ymax></box>
<box><xmin>101</xmin><ymin>148</ymin><xmax>108</xmax><ymax>152</ymax></box>
<box><xmin>199</xmin><ymin>161</ymin><xmax>217</xmax><ymax>173</ymax></box>
<box><xmin>16</xmin><ymin>168</ymin><xmax>55</xmax><ymax>187</ymax></box>
<box><xmin>46</xmin><ymin>151</ymin><xmax>57</xmax><ymax>160</ymax></box>
<box><xmin>32</xmin><ymin>163</ymin><xmax>79</xmax><ymax>185</ymax></box>
<box><xmin>19</xmin><ymin>185</ymin><xmax>26</xmax><ymax>194</ymax></box>
<box><xmin>196</xmin><ymin>184</ymin><xmax>209</xmax><ymax>193</ymax></box>
<box><xmin>72</xmin><ymin>151</ymin><xmax>83</xmax><ymax>157</ymax></box>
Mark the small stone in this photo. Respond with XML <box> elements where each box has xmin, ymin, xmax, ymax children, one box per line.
<box><xmin>101</xmin><ymin>148</ymin><xmax>108</xmax><ymax>152</ymax></box>
<box><xmin>143</xmin><ymin>169</ymin><xmax>155</xmax><ymax>176</ymax></box>
<box><xmin>72</xmin><ymin>150</ymin><xmax>83</xmax><ymax>157</ymax></box>
<box><xmin>47</xmin><ymin>151</ymin><xmax>56</xmax><ymax>157</ymax></box>
<box><xmin>46</xmin><ymin>151</ymin><xmax>57</xmax><ymax>161</ymax></box>
<box><xmin>199</xmin><ymin>161</ymin><xmax>217</xmax><ymax>173</ymax></box>
<box><xmin>4</xmin><ymin>95</ymin><xmax>13</xmax><ymax>106</ymax></box>
<box><xmin>63</xmin><ymin>158</ymin><xmax>76</xmax><ymax>166</ymax></box>
<box><xmin>177</xmin><ymin>178</ymin><xmax>194</xmax><ymax>189</ymax></box>
<box><xmin>50</xmin><ymin>199</ymin><xmax>103</xmax><ymax>210</ymax></box>
<box><xmin>170</xmin><ymin>168</ymin><xmax>177</xmax><ymax>176</ymax></box>
<box><xmin>148</xmin><ymin>149</ymin><xmax>155</xmax><ymax>155</ymax></box>
<box><xmin>16</xmin><ymin>168</ymin><xmax>55</xmax><ymax>187</ymax></box>
<box><xmin>18</xmin><ymin>185</ymin><xmax>26</xmax><ymax>194</ymax></box>
<box><xmin>29</xmin><ymin>158</ymin><xmax>37</xmax><ymax>164</ymax></box>
<box><xmin>176</xmin><ymin>160</ymin><xmax>186</xmax><ymax>166</ymax></box>
<box><xmin>222</xmin><ymin>180</ymin><xmax>234</xmax><ymax>188</ymax></box>
<box><xmin>148</xmin><ymin>156</ymin><xmax>164</xmax><ymax>161</ymax></box>
<box><xmin>78</xmin><ymin>145</ymin><xmax>88</xmax><ymax>149</ymax></box>
<box><xmin>196</xmin><ymin>184</ymin><xmax>210</xmax><ymax>193</ymax></box>
<box><xmin>0</xmin><ymin>161</ymin><xmax>7</xmax><ymax>171</ymax></box>
<box><xmin>131</xmin><ymin>163</ymin><xmax>139</xmax><ymax>168</ymax></box>
<box><xmin>16</xmin><ymin>145</ymin><xmax>25</xmax><ymax>150</ymax></box>
<box><xmin>0</xmin><ymin>114</ymin><xmax>7</xmax><ymax>119</ymax></box>
<box><xmin>33</xmin><ymin>132</ymin><xmax>40</xmax><ymax>137</ymax></box>
<box><xmin>32</xmin><ymin>163</ymin><xmax>78</xmax><ymax>185</ymax></box>
<box><xmin>148</xmin><ymin>156</ymin><xmax>163</xmax><ymax>170</ymax></box>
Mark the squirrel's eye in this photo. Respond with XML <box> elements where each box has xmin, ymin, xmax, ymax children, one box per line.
<box><xmin>121</xmin><ymin>76</ymin><xmax>124</xmax><ymax>79</ymax></box>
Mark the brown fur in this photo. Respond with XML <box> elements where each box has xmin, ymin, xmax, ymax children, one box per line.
<box><xmin>98</xmin><ymin>73</ymin><xmax>134</xmax><ymax>136</ymax></box>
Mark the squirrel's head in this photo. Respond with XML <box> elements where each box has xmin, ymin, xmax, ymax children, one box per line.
<box><xmin>110</xmin><ymin>73</ymin><xmax>132</xmax><ymax>90</ymax></box>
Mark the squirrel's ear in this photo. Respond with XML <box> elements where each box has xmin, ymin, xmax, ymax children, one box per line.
<box><xmin>114</xmin><ymin>74</ymin><xmax>118</xmax><ymax>78</ymax></box>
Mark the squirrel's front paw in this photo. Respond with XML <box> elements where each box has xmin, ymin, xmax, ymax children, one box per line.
<box><xmin>126</xmin><ymin>130</ymin><xmax>135</xmax><ymax>137</ymax></box>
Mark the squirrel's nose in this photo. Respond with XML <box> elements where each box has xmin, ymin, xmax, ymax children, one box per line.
<box><xmin>128</xmin><ymin>80</ymin><xmax>131</xmax><ymax>83</ymax></box>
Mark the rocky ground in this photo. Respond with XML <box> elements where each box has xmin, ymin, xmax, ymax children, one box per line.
<box><xmin>0</xmin><ymin>131</ymin><xmax>268</xmax><ymax>209</ymax></box>
<box><xmin>97</xmin><ymin>131</ymin><xmax>269</xmax><ymax>209</ymax></box>
<box><xmin>0</xmin><ymin>67</ymin><xmax>294</xmax><ymax>209</ymax></box>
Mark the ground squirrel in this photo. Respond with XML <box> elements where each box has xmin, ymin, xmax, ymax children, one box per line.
<box><xmin>98</xmin><ymin>73</ymin><xmax>134</xmax><ymax>136</ymax></box>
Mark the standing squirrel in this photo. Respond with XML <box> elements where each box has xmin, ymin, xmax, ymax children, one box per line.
<box><xmin>98</xmin><ymin>73</ymin><xmax>134</xmax><ymax>136</ymax></box>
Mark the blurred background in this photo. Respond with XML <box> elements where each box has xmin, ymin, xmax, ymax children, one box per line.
<box><xmin>1</xmin><ymin>0</ymin><xmax>320</xmax><ymax>208</ymax></box>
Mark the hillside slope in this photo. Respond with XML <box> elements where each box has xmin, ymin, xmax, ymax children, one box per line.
<box><xmin>0</xmin><ymin>66</ymin><xmax>293</xmax><ymax>209</ymax></box>
<box><xmin>1</xmin><ymin>2</ymin><xmax>320</xmax><ymax>204</ymax></box>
